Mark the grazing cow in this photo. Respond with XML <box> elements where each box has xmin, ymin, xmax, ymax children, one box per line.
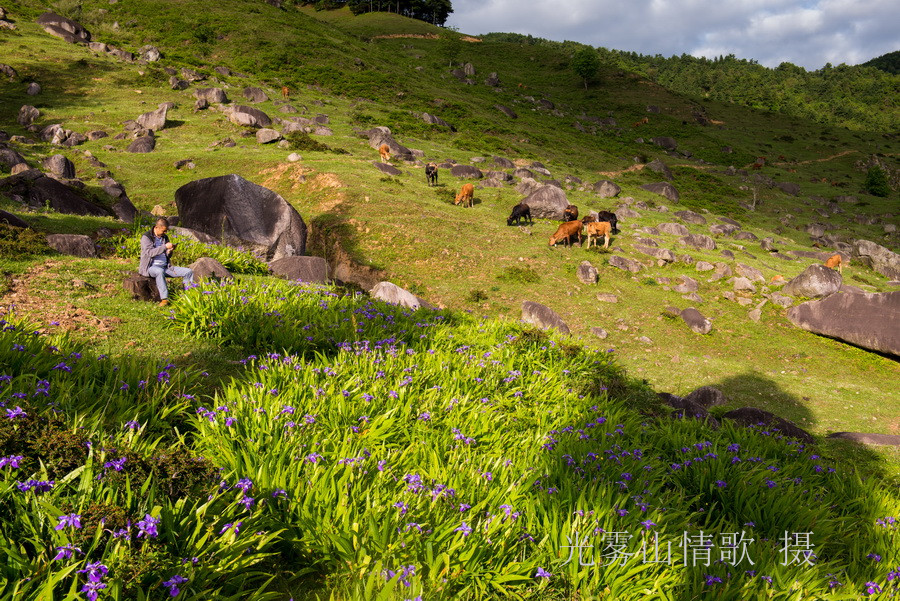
<box><xmin>595</xmin><ymin>211</ymin><xmax>619</xmax><ymax>234</ymax></box>
<box><xmin>506</xmin><ymin>202</ymin><xmax>532</xmax><ymax>226</ymax></box>
<box><xmin>563</xmin><ymin>204</ymin><xmax>579</xmax><ymax>222</ymax></box>
<box><xmin>824</xmin><ymin>254</ymin><xmax>844</xmax><ymax>273</ymax></box>
<box><xmin>548</xmin><ymin>220</ymin><xmax>583</xmax><ymax>247</ymax></box>
<box><xmin>281</xmin><ymin>86</ymin><xmax>290</xmax><ymax>99</ymax></box>
<box><xmin>379</xmin><ymin>143</ymin><xmax>391</xmax><ymax>162</ymax></box>
<box><xmin>633</xmin><ymin>117</ymin><xmax>649</xmax><ymax>127</ymax></box>
<box><xmin>425</xmin><ymin>162</ymin><xmax>438</xmax><ymax>186</ymax></box>
<box><xmin>454</xmin><ymin>183</ymin><xmax>474</xmax><ymax>207</ymax></box>
<box><xmin>585</xmin><ymin>221</ymin><xmax>612</xmax><ymax>249</ymax></box>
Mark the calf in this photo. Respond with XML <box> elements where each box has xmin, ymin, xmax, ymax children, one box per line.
<box><xmin>506</xmin><ymin>202</ymin><xmax>532</xmax><ymax>226</ymax></box>
<box><xmin>379</xmin><ymin>143</ymin><xmax>391</xmax><ymax>162</ymax></box>
<box><xmin>425</xmin><ymin>162</ymin><xmax>438</xmax><ymax>186</ymax></box>
<box><xmin>824</xmin><ymin>254</ymin><xmax>844</xmax><ymax>273</ymax></box>
<box><xmin>595</xmin><ymin>211</ymin><xmax>619</xmax><ymax>234</ymax></box>
<box><xmin>281</xmin><ymin>86</ymin><xmax>290</xmax><ymax>99</ymax></box>
<box><xmin>454</xmin><ymin>183</ymin><xmax>474</xmax><ymax>207</ymax></box>
<box><xmin>549</xmin><ymin>220</ymin><xmax>583</xmax><ymax>247</ymax></box>
<box><xmin>563</xmin><ymin>204</ymin><xmax>579</xmax><ymax>222</ymax></box>
<box><xmin>585</xmin><ymin>221</ymin><xmax>612</xmax><ymax>249</ymax></box>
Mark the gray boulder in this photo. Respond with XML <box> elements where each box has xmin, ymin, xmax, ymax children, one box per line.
<box><xmin>126</xmin><ymin>134</ymin><xmax>156</xmax><ymax>153</ymax></box>
<box><xmin>269</xmin><ymin>256</ymin><xmax>329</xmax><ymax>283</ymax></box>
<box><xmin>853</xmin><ymin>239</ymin><xmax>900</xmax><ymax>280</ymax></box>
<box><xmin>0</xmin><ymin>210</ymin><xmax>29</xmax><ymax>228</ymax></box>
<box><xmin>521</xmin><ymin>185</ymin><xmax>569</xmax><ymax>220</ymax></box>
<box><xmin>374</xmin><ymin>162</ymin><xmax>402</xmax><ymax>176</ymax></box>
<box><xmin>782</xmin><ymin>264</ymin><xmax>842</xmax><ymax>298</ymax></box>
<box><xmin>139</xmin><ymin>45</ymin><xmax>161</xmax><ymax>62</ymax></box>
<box><xmin>36</xmin><ymin>12</ymin><xmax>90</xmax><ymax>44</ymax></box>
<box><xmin>683</xmin><ymin>386</ymin><xmax>727</xmax><ymax>408</ymax></box>
<box><xmin>17</xmin><ymin>105</ymin><xmax>39</xmax><ymax>127</ymax></box>
<box><xmin>658</xmin><ymin>222</ymin><xmax>689</xmax><ymax>236</ymax></box>
<box><xmin>641</xmin><ymin>182</ymin><xmax>680</xmax><ymax>202</ymax></box>
<box><xmin>645</xmin><ymin>159</ymin><xmax>673</xmax><ymax>180</ymax></box>
<box><xmin>679</xmin><ymin>234</ymin><xmax>716</xmax><ymax>250</ymax></box>
<box><xmin>243</xmin><ymin>87</ymin><xmax>268</xmax><ymax>103</ymax></box>
<box><xmin>674</xmin><ymin>210</ymin><xmax>707</xmax><ymax>225</ymax></box>
<box><xmin>609</xmin><ymin>255</ymin><xmax>644</xmax><ymax>273</ymax></box>
<box><xmin>723</xmin><ymin>408</ymin><xmax>814</xmax><ymax>443</ymax></box>
<box><xmin>635</xmin><ymin>245</ymin><xmax>676</xmax><ymax>263</ymax></box>
<box><xmin>181</xmin><ymin>68</ymin><xmax>204</xmax><ymax>82</ymax></box>
<box><xmin>189</xmin><ymin>257</ymin><xmax>233</xmax><ymax>281</ymax></box>
<box><xmin>364</xmin><ymin>127</ymin><xmax>413</xmax><ymax>160</ymax></box>
<box><xmin>776</xmin><ymin>182</ymin><xmax>801</xmax><ymax>196</ymax></box>
<box><xmin>421</xmin><ymin>113</ymin><xmax>453</xmax><ymax>128</ymax></box>
<box><xmin>680</xmin><ymin>307</ymin><xmax>712</xmax><ymax>334</ymax></box>
<box><xmin>371</xmin><ymin>281</ymin><xmax>428</xmax><ymax>311</ymax></box>
<box><xmin>46</xmin><ymin>233</ymin><xmax>97</xmax><ymax>258</ymax></box>
<box><xmin>710</xmin><ymin>223</ymin><xmax>739</xmax><ymax>236</ymax></box>
<box><xmin>228</xmin><ymin>105</ymin><xmax>272</xmax><ymax>127</ymax></box>
<box><xmin>521</xmin><ymin>300</ymin><xmax>570</xmax><ymax>334</ymax></box>
<box><xmin>43</xmin><ymin>154</ymin><xmax>75</xmax><ymax>179</ymax></box>
<box><xmin>592</xmin><ymin>180</ymin><xmax>621</xmax><ymax>198</ymax></box>
<box><xmin>0</xmin><ymin>147</ymin><xmax>26</xmax><ymax>169</ymax></box>
<box><xmin>194</xmin><ymin>88</ymin><xmax>228</xmax><ymax>104</ymax></box>
<box><xmin>136</xmin><ymin>106</ymin><xmax>168</xmax><ymax>131</ymax></box>
<box><xmin>7</xmin><ymin>174</ymin><xmax>109</xmax><ymax>216</ymax></box>
<box><xmin>256</xmin><ymin>128</ymin><xmax>282</xmax><ymax>144</ymax></box>
<box><xmin>492</xmin><ymin>156</ymin><xmax>515</xmax><ymax>169</ymax></box>
<box><xmin>673</xmin><ymin>276</ymin><xmax>699</xmax><ymax>293</ymax></box>
<box><xmin>651</xmin><ymin>136</ymin><xmax>677</xmax><ymax>150</ymax></box>
<box><xmin>495</xmin><ymin>104</ymin><xmax>517</xmax><ymax>119</ymax></box>
<box><xmin>736</xmin><ymin>263</ymin><xmax>765</xmax><ymax>282</ymax></box>
<box><xmin>827</xmin><ymin>432</ymin><xmax>900</xmax><ymax>447</ymax></box>
<box><xmin>175</xmin><ymin>174</ymin><xmax>307</xmax><ymax>261</ymax></box>
<box><xmin>787</xmin><ymin>291</ymin><xmax>899</xmax><ymax>356</ymax></box>
<box><xmin>577</xmin><ymin>261</ymin><xmax>598</xmax><ymax>284</ymax></box>
<box><xmin>450</xmin><ymin>165</ymin><xmax>483</xmax><ymax>179</ymax></box>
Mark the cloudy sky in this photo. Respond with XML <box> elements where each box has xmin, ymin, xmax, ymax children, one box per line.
<box><xmin>445</xmin><ymin>0</ymin><xmax>899</xmax><ymax>70</ymax></box>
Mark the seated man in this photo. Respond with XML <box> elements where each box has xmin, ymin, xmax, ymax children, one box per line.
<box><xmin>138</xmin><ymin>217</ymin><xmax>194</xmax><ymax>306</ymax></box>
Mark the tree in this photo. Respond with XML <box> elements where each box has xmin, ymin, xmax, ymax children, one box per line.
<box><xmin>864</xmin><ymin>166</ymin><xmax>891</xmax><ymax>197</ymax></box>
<box><xmin>439</xmin><ymin>28</ymin><xmax>463</xmax><ymax>68</ymax></box>
<box><xmin>571</xmin><ymin>47</ymin><xmax>600</xmax><ymax>90</ymax></box>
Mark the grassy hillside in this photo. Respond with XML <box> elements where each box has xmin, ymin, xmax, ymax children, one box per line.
<box><xmin>0</xmin><ymin>2</ymin><xmax>899</xmax><ymax>597</ymax></box>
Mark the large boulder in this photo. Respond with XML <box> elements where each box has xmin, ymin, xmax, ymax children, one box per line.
<box><xmin>651</xmin><ymin>136</ymin><xmax>677</xmax><ymax>151</ymax></box>
<box><xmin>36</xmin><ymin>12</ymin><xmax>90</xmax><ymax>44</ymax></box>
<box><xmin>0</xmin><ymin>210</ymin><xmax>29</xmax><ymax>228</ymax></box>
<box><xmin>645</xmin><ymin>159</ymin><xmax>673</xmax><ymax>180</ymax></box>
<box><xmin>450</xmin><ymin>165</ymin><xmax>483</xmax><ymax>179</ymax></box>
<box><xmin>228</xmin><ymin>105</ymin><xmax>272</xmax><ymax>128</ymax></box>
<box><xmin>43</xmin><ymin>154</ymin><xmax>75</xmax><ymax>179</ymax></box>
<box><xmin>592</xmin><ymin>180</ymin><xmax>621</xmax><ymax>198</ymax></box>
<box><xmin>521</xmin><ymin>185</ymin><xmax>569</xmax><ymax>220</ymax></box>
<box><xmin>853</xmin><ymin>239</ymin><xmax>900</xmax><ymax>280</ymax></box>
<box><xmin>371</xmin><ymin>281</ymin><xmax>427</xmax><ymax>310</ymax></box>
<box><xmin>363</xmin><ymin>127</ymin><xmax>413</xmax><ymax>160</ymax></box>
<box><xmin>4</xmin><ymin>174</ymin><xmax>110</xmax><ymax>216</ymax></box>
<box><xmin>169</xmin><ymin>226</ymin><xmax>219</xmax><ymax>244</ymax></box>
<box><xmin>679</xmin><ymin>234</ymin><xmax>716</xmax><ymax>250</ymax></box>
<box><xmin>175</xmin><ymin>174</ymin><xmax>306</xmax><ymax>261</ymax></box>
<box><xmin>576</xmin><ymin>261</ymin><xmax>598</xmax><ymax>284</ymax></box>
<box><xmin>126</xmin><ymin>134</ymin><xmax>156</xmax><ymax>153</ymax></box>
<box><xmin>136</xmin><ymin>106</ymin><xmax>168</xmax><ymax>131</ymax></box>
<box><xmin>827</xmin><ymin>432</ymin><xmax>900</xmax><ymax>447</ymax></box>
<box><xmin>680</xmin><ymin>307</ymin><xmax>712</xmax><ymax>334</ymax></box>
<box><xmin>674</xmin><ymin>210</ymin><xmax>707</xmax><ymax>225</ymax></box>
<box><xmin>521</xmin><ymin>301</ymin><xmax>569</xmax><ymax>334</ymax></box>
<box><xmin>658</xmin><ymin>222</ymin><xmax>689</xmax><ymax>236</ymax></box>
<box><xmin>268</xmin><ymin>256</ymin><xmax>329</xmax><ymax>283</ymax></box>
<box><xmin>723</xmin><ymin>408</ymin><xmax>814</xmax><ymax>443</ymax></box>
<box><xmin>782</xmin><ymin>264</ymin><xmax>842</xmax><ymax>298</ymax></box>
<box><xmin>242</xmin><ymin>87</ymin><xmax>268</xmax><ymax>103</ymax></box>
<box><xmin>0</xmin><ymin>147</ymin><xmax>27</xmax><ymax>169</ymax></box>
<box><xmin>17</xmin><ymin>105</ymin><xmax>39</xmax><ymax>127</ymax></box>
<box><xmin>787</xmin><ymin>291</ymin><xmax>900</xmax><ymax>356</ymax></box>
<box><xmin>46</xmin><ymin>233</ymin><xmax>97</xmax><ymax>258</ymax></box>
<box><xmin>194</xmin><ymin>88</ymin><xmax>229</xmax><ymax>104</ymax></box>
<box><xmin>609</xmin><ymin>255</ymin><xmax>644</xmax><ymax>273</ymax></box>
<box><xmin>641</xmin><ymin>182</ymin><xmax>680</xmax><ymax>202</ymax></box>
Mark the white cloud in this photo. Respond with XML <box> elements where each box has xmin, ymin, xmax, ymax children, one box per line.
<box><xmin>446</xmin><ymin>0</ymin><xmax>900</xmax><ymax>69</ymax></box>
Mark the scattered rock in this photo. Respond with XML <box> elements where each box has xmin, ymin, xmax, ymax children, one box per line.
<box><xmin>695</xmin><ymin>261</ymin><xmax>714</xmax><ymax>272</ymax></box>
<box><xmin>592</xmin><ymin>180</ymin><xmax>621</xmax><ymax>198</ymax></box>
<box><xmin>722</xmin><ymin>407</ymin><xmax>814</xmax><ymax>443</ymax></box>
<box><xmin>645</xmin><ymin>158</ymin><xmax>673</xmax><ymax>180</ymax></box>
<box><xmin>674</xmin><ymin>210</ymin><xmax>706</xmax><ymax>225</ymax></box>
<box><xmin>36</xmin><ymin>11</ymin><xmax>90</xmax><ymax>43</ymax></box>
<box><xmin>679</xmin><ymin>234</ymin><xmax>716</xmax><ymax>250</ymax></box>
<box><xmin>136</xmin><ymin>105</ymin><xmax>168</xmax><ymax>131</ymax></box>
<box><xmin>180</xmin><ymin>67</ymin><xmax>204</xmax><ymax>82</ymax></box>
<box><xmin>609</xmin><ymin>255</ymin><xmax>644</xmax><ymax>273</ymax></box>
<box><xmin>782</xmin><ymin>264</ymin><xmax>842</xmax><ymax>298</ymax></box>
<box><xmin>827</xmin><ymin>432</ymin><xmax>900</xmax><ymax>447</ymax></box>
<box><xmin>596</xmin><ymin>293</ymin><xmax>618</xmax><ymax>303</ymax></box>
<box><xmin>776</xmin><ymin>182</ymin><xmax>801</xmax><ymax>196</ymax></box>
<box><xmin>641</xmin><ymin>182</ymin><xmax>680</xmax><ymax>202</ymax></box>
<box><xmin>673</xmin><ymin>276</ymin><xmax>698</xmax><ymax>293</ymax></box>
<box><xmin>735</xmin><ymin>263</ymin><xmax>765</xmax><ymax>282</ymax></box>
<box><xmin>635</xmin><ymin>245</ymin><xmax>676</xmax><ymax>263</ymax></box>
<box><xmin>228</xmin><ymin>105</ymin><xmax>272</xmax><ymax>128</ymax></box>
<box><xmin>680</xmin><ymin>307</ymin><xmax>712</xmax><ymax>334</ymax></box>
<box><xmin>243</xmin><ymin>86</ymin><xmax>268</xmax><ymax>103</ymax></box>
<box><xmin>495</xmin><ymin>104</ymin><xmax>517</xmax><ymax>119</ymax></box>
<box><xmin>122</xmin><ymin>273</ymin><xmax>161</xmax><ymax>302</ymax></box>
<box><xmin>126</xmin><ymin>133</ymin><xmax>155</xmax><ymax>153</ymax></box>
<box><xmin>46</xmin><ymin>233</ymin><xmax>97</xmax><ymax>258</ymax></box>
<box><xmin>268</xmin><ymin>256</ymin><xmax>330</xmax><ymax>283</ymax></box>
<box><xmin>853</xmin><ymin>239</ymin><xmax>900</xmax><ymax>280</ymax></box>
<box><xmin>651</xmin><ymin>136</ymin><xmax>677</xmax><ymax>151</ymax></box>
<box><xmin>787</xmin><ymin>291</ymin><xmax>899</xmax><ymax>356</ymax></box>
<box><xmin>521</xmin><ymin>300</ymin><xmax>570</xmax><ymax>334</ymax></box>
<box><xmin>17</xmin><ymin>105</ymin><xmax>39</xmax><ymax>127</ymax></box>
<box><xmin>43</xmin><ymin>154</ymin><xmax>75</xmax><ymax>179</ymax></box>
<box><xmin>733</xmin><ymin>277</ymin><xmax>757</xmax><ymax>293</ymax></box>
<box><xmin>256</xmin><ymin>128</ymin><xmax>281</xmax><ymax>144</ymax></box>
<box><xmin>371</xmin><ymin>281</ymin><xmax>429</xmax><ymax>310</ymax></box>
<box><xmin>658</xmin><ymin>222</ymin><xmax>689</xmax><ymax>236</ymax></box>
<box><xmin>189</xmin><ymin>257</ymin><xmax>233</xmax><ymax>281</ymax></box>
<box><xmin>26</xmin><ymin>82</ymin><xmax>41</xmax><ymax>95</ymax></box>
<box><xmin>577</xmin><ymin>261</ymin><xmax>598</xmax><ymax>284</ymax></box>
<box><xmin>521</xmin><ymin>185</ymin><xmax>569</xmax><ymax>220</ymax></box>
<box><xmin>450</xmin><ymin>164</ymin><xmax>483</xmax><ymax>179</ymax></box>
<box><xmin>373</xmin><ymin>162</ymin><xmax>402</xmax><ymax>176</ymax></box>
<box><xmin>683</xmin><ymin>386</ymin><xmax>727</xmax><ymax>408</ymax></box>
<box><xmin>590</xmin><ymin>327</ymin><xmax>608</xmax><ymax>339</ymax></box>
<box><xmin>0</xmin><ymin>63</ymin><xmax>17</xmax><ymax>81</ymax></box>
<box><xmin>194</xmin><ymin>87</ymin><xmax>229</xmax><ymax>104</ymax></box>
<box><xmin>287</xmin><ymin>153</ymin><xmax>301</xmax><ymax>162</ymax></box>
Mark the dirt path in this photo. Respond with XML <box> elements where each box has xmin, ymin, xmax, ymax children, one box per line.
<box><xmin>775</xmin><ymin>149</ymin><xmax>860</xmax><ymax>167</ymax></box>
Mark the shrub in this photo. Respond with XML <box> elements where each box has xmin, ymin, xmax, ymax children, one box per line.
<box><xmin>864</xmin><ymin>166</ymin><xmax>891</xmax><ymax>197</ymax></box>
<box><xmin>0</xmin><ymin>223</ymin><xmax>54</xmax><ymax>258</ymax></box>
<box><xmin>497</xmin><ymin>266</ymin><xmax>541</xmax><ymax>284</ymax></box>
<box><xmin>285</xmin><ymin>131</ymin><xmax>349</xmax><ymax>154</ymax></box>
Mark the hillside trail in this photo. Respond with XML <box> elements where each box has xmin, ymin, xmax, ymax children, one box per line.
<box><xmin>775</xmin><ymin>149</ymin><xmax>860</xmax><ymax>167</ymax></box>
<box><xmin>596</xmin><ymin>161</ymin><xmax>715</xmax><ymax>178</ymax></box>
<box><xmin>0</xmin><ymin>258</ymin><xmax>122</xmax><ymax>336</ymax></box>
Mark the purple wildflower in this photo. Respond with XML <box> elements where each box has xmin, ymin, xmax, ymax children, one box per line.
<box><xmin>163</xmin><ymin>574</ymin><xmax>188</xmax><ymax>597</ymax></box>
<box><xmin>640</xmin><ymin>519</ymin><xmax>656</xmax><ymax>530</ymax></box>
<box><xmin>6</xmin><ymin>406</ymin><xmax>26</xmax><ymax>419</ymax></box>
<box><xmin>455</xmin><ymin>522</ymin><xmax>472</xmax><ymax>537</ymax></box>
<box><xmin>865</xmin><ymin>582</ymin><xmax>882</xmax><ymax>595</ymax></box>
<box><xmin>55</xmin><ymin>513</ymin><xmax>82</xmax><ymax>530</ymax></box>
<box><xmin>535</xmin><ymin>567</ymin><xmax>552</xmax><ymax>579</ymax></box>
<box><xmin>53</xmin><ymin>544</ymin><xmax>82</xmax><ymax>560</ymax></box>
<box><xmin>704</xmin><ymin>575</ymin><xmax>723</xmax><ymax>585</ymax></box>
<box><xmin>136</xmin><ymin>514</ymin><xmax>160</xmax><ymax>538</ymax></box>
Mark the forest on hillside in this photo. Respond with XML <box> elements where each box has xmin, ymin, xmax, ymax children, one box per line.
<box><xmin>482</xmin><ymin>33</ymin><xmax>900</xmax><ymax>132</ymax></box>
<box><xmin>306</xmin><ymin>0</ymin><xmax>453</xmax><ymax>25</ymax></box>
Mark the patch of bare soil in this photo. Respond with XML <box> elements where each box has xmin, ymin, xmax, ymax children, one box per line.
<box><xmin>260</xmin><ymin>164</ymin><xmax>347</xmax><ymax>213</ymax></box>
<box><xmin>260</xmin><ymin>163</ymin><xmax>314</xmax><ymax>193</ymax></box>
<box><xmin>0</xmin><ymin>259</ymin><xmax>122</xmax><ymax>338</ymax></box>
<box><xmin>776</xmin><ymin>150</ymin><xmax>860</xmax><ymax>167</ymax></box>
<box><xmin>372</xmin><ymin>33</ymin><xmax>438</xmax><ymax>40</ymax></box>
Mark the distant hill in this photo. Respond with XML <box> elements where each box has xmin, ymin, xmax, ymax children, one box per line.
<box><xmin>863</xmin><ymin>50</ymin><xmax>900</xmax><ymax>75</ymax></box>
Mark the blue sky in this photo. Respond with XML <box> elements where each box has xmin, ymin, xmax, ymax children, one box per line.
<box><xmin>445</xmin><ymin>0</ymin><xmax>899</xmax><ymax>70</ymax></box>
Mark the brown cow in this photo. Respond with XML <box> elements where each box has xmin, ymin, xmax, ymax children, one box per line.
<box><xmin>585</xmin><ymin>221</ymin><xmax>612</xmax><ymax>249</ymax></box>
<box><xmin>549</xmin><ymin>220</ymin><xmax>583</xmax><ymax>247</ymax></box>
<box><xmin>379</xmin><ymin>143</ymin><xmax>391</xmax><ymax>162</ymax></box>
<box><xmin>281</xmin><ymin>86</ymin><xmax>290</xmax><ymax>99</ymax></box>
<box><xmin>824</xmin><ymin>254</ymin><xmax>844</xmax><ymax>273</ymax></box>
<box><xmin>454</xmin><ymin>183</ymin><xmax>474</xmax><ymax>207</ymax></box>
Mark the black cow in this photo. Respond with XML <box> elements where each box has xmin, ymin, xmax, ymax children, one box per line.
<box><xmin>506</xmin><ymin>203</ymin><xmax>533</xmax><ymax>226</ymax></box>
<box><xmin>596</xmin><ymin>210</ymin><xmax>619</xmax><ymax>234</ymax></box>
<box><xmin>425</xmin><ymin>163</ymin><xmax>438</xmax><ymax>187</ymax></box>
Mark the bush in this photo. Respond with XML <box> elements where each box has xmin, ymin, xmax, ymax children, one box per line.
<box><xmin>864</xmin><ymin>166</ymin><xmax>891</xmax><ymax>197</ymax></box>
<box><xmin>0</xmin><ymin>224</ymin><xmax>54</xmax><ymax>258</ymax></box>
<box><xmin>285</xmin><ymin>131</ymin><xmax>349</xmax><ymax>154</ymax></box>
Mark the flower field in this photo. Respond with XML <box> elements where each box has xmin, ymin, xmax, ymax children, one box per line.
<box><xmin>1</xmin><ymin>279</ymin><xmax>898</xmax><ymax>600</ymax></box>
